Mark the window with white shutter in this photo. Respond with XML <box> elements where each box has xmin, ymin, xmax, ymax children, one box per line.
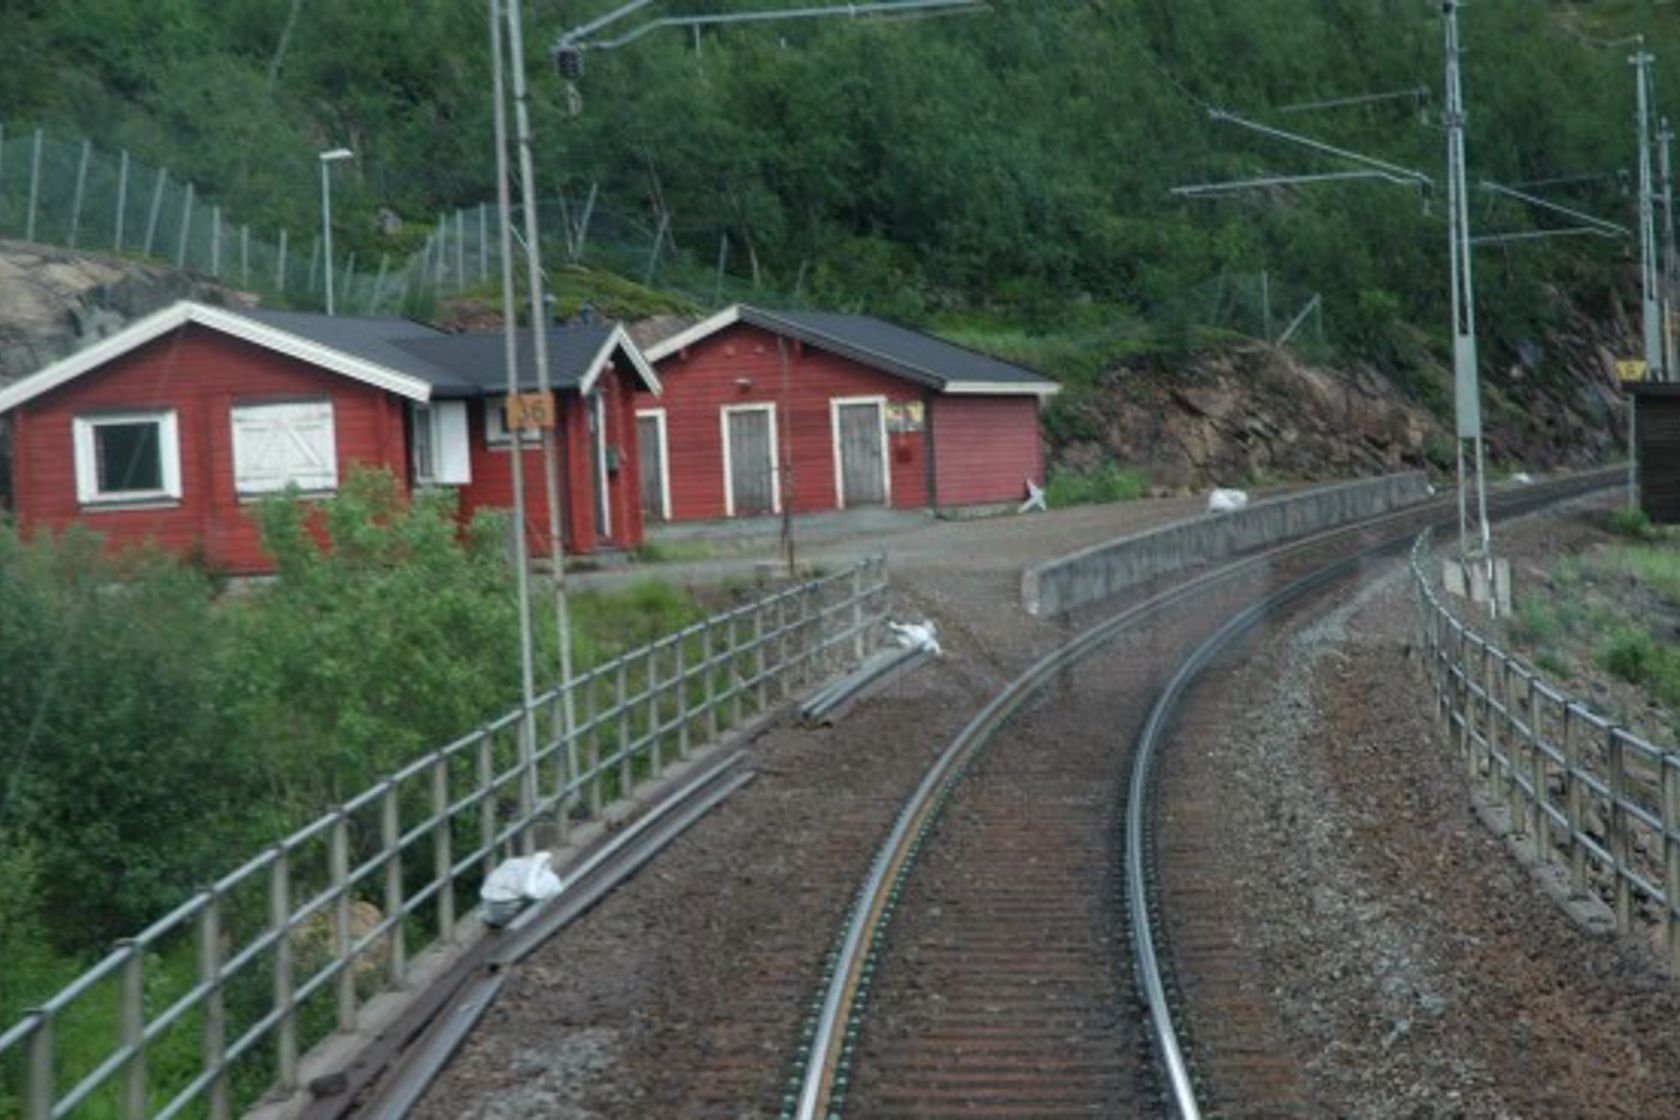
<box><xmin>230</xmin><ymin>400</ymin><xmax>338</xmax><ymax>495</ymax></box>
<box><xmin>413</xmin><ymin>400</ymin><xmax>471</xmax><ymax>486</ymax></box>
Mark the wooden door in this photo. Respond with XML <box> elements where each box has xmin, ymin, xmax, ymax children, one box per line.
<box><xmin>836</xmin><ymin>400</ymin><xmax>886</xmax><ymax>507</ymax></box>
<box><xmin>637</xmin><ymin>413</ymin><xmax>666</xmax><ymax>521</ymax></box>
<box><xmin>726</xmin><ymin>407</ymin><xmax>775</xmax><ymax>516</ymax></box>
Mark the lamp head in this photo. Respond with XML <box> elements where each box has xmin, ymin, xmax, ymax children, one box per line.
<box><xmin>319</xmin><ymin>148</ymin><xmax>355</xmax><ymax>163</ymax></box>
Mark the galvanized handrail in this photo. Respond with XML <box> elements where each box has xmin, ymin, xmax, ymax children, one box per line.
<box><xmin>0</xmin><ymin>556</ymin><xmax>888</xmax><ymax>1120</ymax></box>
<box><xmin>1411</xmin><ymin>530</ymin><xmax>1680</xmax><ymax>964</ymax></box>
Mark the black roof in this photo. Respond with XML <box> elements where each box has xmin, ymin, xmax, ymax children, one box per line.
<box><xmin>229</xmin><ymin>309</ymin><xmax>637</xmax><ymax>398</ymax></box>
<box><xmin>742</xmin><ymin>307</ymin><xmax>1057</xmax><ymax>392</ymax></box>
<box><xmin>393</xmin><ymin>325</ymin><xmax>621</xmax><ymax>396</ymax></box>
<box><xmin>231</xmin><ymin>308</ymin><xmax>471</xmax><ymax>390</ymax></box>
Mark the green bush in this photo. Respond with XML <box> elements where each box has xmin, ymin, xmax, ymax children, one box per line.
<box><xmin>0</xmin><ymin>467</ymin><xmax>703</xmax><ymax>966</ymax></box>
<box><xmin>1044</xmin><ymin>462</ymin><xmax>1149</xmax><ymax>508</ymax></box>
<box><xmin>1608</xmin><ymin>506</ymin><xmax>1655</xmax><ymax>540</ymax></box>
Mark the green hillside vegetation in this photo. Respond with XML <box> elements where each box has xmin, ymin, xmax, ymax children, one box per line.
<box><xmin>3</xmin><ymin>1</ymin><xmax>1673</xmax><ymax>404</ymax></box>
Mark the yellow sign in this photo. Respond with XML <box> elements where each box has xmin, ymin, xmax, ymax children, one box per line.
<box><xmin>505</xmin><ymin>392</ymin><xmax>555</xmax><ymax>430</ymax></box>
<box><xmin>1617</xmin><ymin>359</ymin><xmax>1649</xmax><ymax>383</ymax></box>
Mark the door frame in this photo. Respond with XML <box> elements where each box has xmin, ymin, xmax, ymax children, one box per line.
<box><xmin>635</xmin><ymin>406</ymin><xmax>672</xmax><ymax>521</ymax></box>
<box><xmin>720</xmin><ymin>402</ymin><xmax>780</xmax><ymax>518</ymax></box>
<box><xmin>590</xmin><ymin>390</ymin><xmax>612</xmax><ymax>540</ymax></box>
<box><xmin>829</xmin><ymin>395</ymin><xmax>891</xmax><ymax>510</ymax></box>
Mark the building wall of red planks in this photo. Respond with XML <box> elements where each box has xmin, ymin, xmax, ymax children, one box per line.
<box><xmin>930</xmin><ymin>394</ymin><xmax>1045</xmax><ymax>508</ymax></box>
<box><xmin>11</xmin><ymin>326</ymin><xmax>406</xmax><ymax>573</ymax></box>
<box><xmin>644</xmin><ymin>323</ymin><xmax>934</xmax><ymax>520</ymax></box>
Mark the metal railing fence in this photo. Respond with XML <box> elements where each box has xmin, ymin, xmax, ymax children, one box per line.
<box><xmin>1411</xmin><ymin>531</ymin><xmax>1680</xmax><ymax>968</ymax></box>
<box><xmin>0</xmin><ymin>556</ymin><xmax>889</xmax><ymax>1120</ymax></box>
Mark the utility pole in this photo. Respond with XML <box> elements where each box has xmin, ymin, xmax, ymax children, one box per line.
<box><xmin>489</xmin><ymin>0</ymin><xmax>539</xmax><ymax>829</ymax></box>
<box><xmin>1443</xmin><ymin>0</ymin><xmax>1496</xmax><ymax>609</ymax></box>
<box><xmin>1635</xmin><ymin>45</ymin><xmax>1663</xmax><ymax>382</ymax></box>
<box><xmin>1661</xmin><ymin>117</ymin><xmax>1677</xmax><ymax>381</ymax></box>
<box><xmin>506</xmin><ymin>0</ymin><xmax>580</xmax><ymax>793</ymax></box>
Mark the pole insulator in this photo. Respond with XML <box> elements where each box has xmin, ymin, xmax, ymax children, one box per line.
<box><xmin>555</xmin><ymin>46</ymin><xmax>584</xmax><ymax>80</ymax></box>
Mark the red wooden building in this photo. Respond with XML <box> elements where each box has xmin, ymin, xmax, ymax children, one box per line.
<box><xmin>0</xmin><ymin>301</ymin><xmax>658</xmax><ymax>573</ymax></box>
<box><xmin>636</xmin><ymin>305</ymin><xmax>1059</xmax><ymax>522</ymax></box>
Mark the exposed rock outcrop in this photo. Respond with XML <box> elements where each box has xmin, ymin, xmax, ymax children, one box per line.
<box><xmin>0</xmin><ymin>241</ymin><xmax>244</xmax><ymax>386</ymax></box>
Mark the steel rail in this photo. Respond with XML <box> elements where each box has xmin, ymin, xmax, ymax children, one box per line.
<box><xmin>792</xmin><ymin>468</ymin><xmax>1616</xmax><ymax>1119</ymax></box>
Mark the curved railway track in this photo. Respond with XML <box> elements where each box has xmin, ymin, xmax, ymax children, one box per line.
<box><xmin>791</xmin><ymin>471</ymin><xmax>1614</xmax><ymax>1119</ymax></box>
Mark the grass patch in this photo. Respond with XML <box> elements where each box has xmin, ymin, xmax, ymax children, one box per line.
<box><xmin>1044</xmin><ymin>462</ymin><xmax>1149</xmax><ymax>508</ymax></box>
<box><xmin>634</xmin><ymin>538</ymin><xmax>719</xmax><ymax>564</ymax></box>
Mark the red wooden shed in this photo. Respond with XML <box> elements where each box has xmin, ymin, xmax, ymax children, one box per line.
<box><xmin>636</xmin><ymin>305</ymin><xmax>1059</xmax><ymax>523</ymax></box>
<box><xmin>0</xmin><ymin>301</ymin><xmax>658</xmax><ymax>573</ymax></box>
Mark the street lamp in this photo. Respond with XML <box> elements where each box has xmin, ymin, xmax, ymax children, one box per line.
<box><xmin>318</xmin><ymin>147</ymin><xmax>354</xmax><ymax>315</ymax></box>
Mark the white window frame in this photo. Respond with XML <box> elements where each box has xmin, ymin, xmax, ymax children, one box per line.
<box><xmin>230</xmin><ymin>399</ymin><xmax>338</xmax><ymax>497</ymax></box>
<box><xmin>483</xmin><ymin>394</ymin><xmax>542</xmax><ymax>449</ymax></box>
<box><xmin>829</xmin><ymin>395</ymin><xmax>892</xmax><ymax>511</ymax></box>
<box><xmin>72</xmin><ymin>409</ymin><xmax>182</xmax><ymax>506</ymax></box>
<box><xmin>719</xmin><ymin>402</ymin><xmax>780</xmax><ymax>518</ymax></box>
<box><xmin>636</xmin><ymin>407</ymin><xmax>672</xmax><ymax>521</ymax></box>
<box><xmin>412</xmin><ymin>400</ymin><xmax>472</xmax><ymax>486</ymax></box>
<box><xmin>590</xmin><ymin>390</ymin><xmax>613</xmax><ymax>539</ymax></box>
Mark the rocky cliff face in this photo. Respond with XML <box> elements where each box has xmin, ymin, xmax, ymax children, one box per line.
<box><xmin>0</xmin><ymin>241</ymin><xmax>241</xmax><ymax>386</ymax></box>
<box><xmin>1059</xmin><ymin>333</ymin><xmax>1623</xmax><ymax>492</ymax></box>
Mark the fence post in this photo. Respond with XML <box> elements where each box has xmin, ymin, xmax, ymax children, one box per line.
<box><xmin>113</xmin><ymin>149</ymin><xmax>129</xmax><ymax>251</ymax></box>
<box><xmin>1665</xmin><ymin>756</ymin><xmax>1680</xmax><ymax>971</ymax></box>
<box><xmin>476</xmin><ymin>728</ymin><xmax>495</xmax><ymax>870</ymax></box>
<box><xmin>270</xmin><ymin>845</ymin><xmax>298</xmax><ymax>1093</ymax></box>
<box><xmin>198</xmin><ymin>889</ymin><xmax>229</xmax><ymax>1120</ymax></box>
<box><xmin>728</xmin><ymin>612</ymin><xmax>744</xmax><ymax>728</ymax></box>
<box><xmin>381</xmin><ymin>784</ymin><xmax>406</xmax><ymax>985</ymax></box>
<box><xmin>618</xmin><ymin>659</ymin><xmax>632</xmax><ymax>798</ymax></box>
<box><xmin>176</xmin><ymin>181</ymin><xmax>193</xmax><ymax>267</ymax></box>
<box><xmin>1483</xmin><ymin>646</ymin><xmax>1501</xmax><ymax>802</ymax></box>
<box><xmin>118</xmin><ymin>941</ymin><xmax>145</xmax><ymax>1120</ymax></box>
<box><xmin>851</xmin><ymin>563</ymin><xmax>865</xmax><ymax>662</ymax></box>
<box><xmin>68</xmin><ymin>138</ymin><xmax>90</xmax><ymax>247</ymax></box>
<box><xmin>276</xmin><ymin>228</ymin><xmax>288</xmax><ymax>292</ymax></box>
<box><xmin>143</xmin><ymin>167</ymin><xmax>165</xmax><ymax>257</ymax></box>
<box><xmin>330</xmin><ymin>810</ymin><xmax>355</xmax><ymax>1031</ymax></box>
<box><xmin>676</xmin><ymin>632</ymin><xmax>692</xmax><ymax>758</ymax></box>
<box><xmin>24</xmin><ymin>1011</ymin><xmax>51</xmax><ymax>1120</ymax></box>
<box><xmin>1529</xmin><ymin>678</ymin><xmax>1550</xmax><ymax>862</ymax></box>
<box><xmin>1609</xmin><ymin>725</ymin><xmax>1631</xmax><ymax>932</ymax></box>
<box><xmin>371</xmin><ymin>253</ymin><xmax>389</xmax><ymax>313</ymax></box>
<box><xmin>241</xmin><ymin>225</ymin><xmax>250</xmax><ymax>288</ymax></box>
<box><xmin>211</xmin><ymin>205</ymin><xmax>222</xmax><ymax>277</ymax></box>
<box><xmin>648</xmin><ymin>645</ymin><xmax>664</xmax><ymax>779</ymax></box>
<box><xmin>704</xmin><ymin>622</ymin><xmax>719</xmax><ymax>742</ymax></box>
<box><xmin>25</xmin><ymin>127</ymin><xmax>42</xmax><ymax>243</ymax></box>
<box><xmin>753</xmin><ymin>603</ymin><xmax>767</xmax><ymax>713</ymax></box>
<box><xmin>479</xmin><ymin>202</ymin><xmax>489</xmax><ymax>282</ymax></box>
<box><xmin>455</xmin><ymin>209</ymin><xmax>466</xmax><ymax>292</ymax></box>
<box><xmin>431</xmin><ymin>755</ymin><xmax>455</xmax><ymax>942</ymax></box>
<box><xmin>1564</xmin><ymin>705</ymin><xmax>1587</xmax><ymax>895</ymax></box>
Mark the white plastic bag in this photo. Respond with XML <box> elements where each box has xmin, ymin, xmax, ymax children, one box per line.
<box><xmin>1207</xmin><ymin>487</ymin><xmax>1249</xmax><ymax>513</ymax></box>
<box><xmin>889</xmin><ymin>619</ymin><xmax>941</xmax><ymax>656</ymax></box>
<box><xmin>480</xmin><ymin>851</ymin><xmax>564</xmax><ymax>927</ymax></box>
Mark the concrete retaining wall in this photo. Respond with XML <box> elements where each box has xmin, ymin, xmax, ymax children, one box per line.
<box><xmin>1022</xmin><ymin>472</ymin><xmax>1431</xmax><ymax>617</ymax></box>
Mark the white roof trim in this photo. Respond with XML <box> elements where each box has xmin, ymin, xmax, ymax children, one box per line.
<box><xmin>642</xmin><ymin>305</ymin><xmax>742</xmax><ymax>363</ymax></box>
<box><xmin>942</xmin><ymin>380</ymin><xmax>1062</xmax><ymax>397</ymax></box>
<box><xmin>0</xmin><ymin>300</ymin><xmax>433</xmax><ymax>415</ymax></box>
<box><xmin>580</xmin><ymin>325</ymin><xmax>662</xmax><ymax>396</ymax></box>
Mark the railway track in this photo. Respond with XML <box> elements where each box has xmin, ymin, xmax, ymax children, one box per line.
<box><xmin>791</xmin><ymin>471</ymin><xmax>1614</xmax><ymax>1119</ymax></box>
